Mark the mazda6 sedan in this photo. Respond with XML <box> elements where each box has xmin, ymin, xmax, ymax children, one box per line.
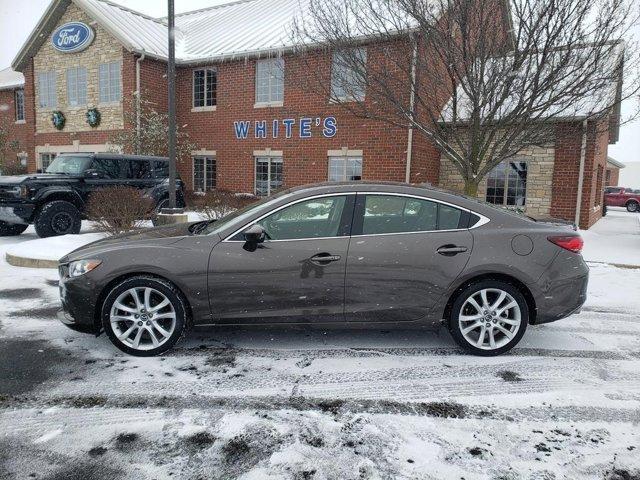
<box><xmin>58</xmin><ymin>182</ymin><xmax>588</xmax><ymax>356</ymax></box>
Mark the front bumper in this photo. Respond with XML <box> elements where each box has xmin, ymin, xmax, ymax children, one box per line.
<box><xmin>58</xmin><ymin>266</ymin><xmax>101</xmax><ymax>335</ymax></box>
<box><xmin>0</xmin><ymin>201</ymin><xmax>36</xmax><ymax>224</ymax></box>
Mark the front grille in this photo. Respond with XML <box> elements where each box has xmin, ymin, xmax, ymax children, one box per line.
<box><xmin>0</xmin><ymin>186</ymin><xmax>20</xmax><ymax>200</ymax></box>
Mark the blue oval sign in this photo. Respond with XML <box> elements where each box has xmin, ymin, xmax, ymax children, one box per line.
<box><xmin>51</xmin><ymin>22</ymin><xmax>95</xmax><ymax>53</ymax></box>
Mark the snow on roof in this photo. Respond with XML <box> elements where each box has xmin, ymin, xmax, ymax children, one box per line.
<box><xmin>14</xmin><ymin>0</ymin><xmax>422</xmax><ymax>68</ymax></box>
<box><xmin>173</xmin><ymin>0</ymin><xmax>307</xmax><ymax>62</ymax></box>
<box><xmin>77</xmin><ymin>0</ymin><xmax>172</xmax><ymax>60</ymax></box>
<box><xmin>607</xmin><ymin>157</ymin><xmax>626</xmax><ymax>169</ymax></box>
<box><xmin>0</xmin><ymin>68</ymin><xmax>24</xmax><ymax>90</ymax></box>
<box><xmin>441</xmin><ymin>43</ymin><xmax>625</xmax><ymax>123</ymax></box>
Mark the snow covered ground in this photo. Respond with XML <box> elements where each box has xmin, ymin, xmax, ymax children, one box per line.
<box><xmin>0</xmin><ymin>212</ymin><xmax>639</xmax><ymax>479</ymax></box>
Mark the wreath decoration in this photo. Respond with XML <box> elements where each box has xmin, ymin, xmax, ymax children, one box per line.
<box><xmin>51</xmin><ymin>110</ymin><xmax>66</xmax><ymax>130</ymax></box>
<box><xmin>86</xmin><ymin>107</ymin><xmax>101</xmax><ymax>128</ymax></box>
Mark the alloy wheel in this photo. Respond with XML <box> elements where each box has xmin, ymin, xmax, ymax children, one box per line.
<box><xmin>458</xmin><ymin>288</ymin><xmax>521</xmax><ymax>350</ymax></box>
<box><xmin>51</xmin><ymin>212</ymin><xmax>74</xmax><ymax>234</ymax></box>
<box><xmin>109</xmin><ymin>287</ymin><xmax>176</xmax><ymax>351</ymax></box>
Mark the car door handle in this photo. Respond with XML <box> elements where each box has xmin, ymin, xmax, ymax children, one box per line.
<box><xmin>437</xmin><ymin>245</ymin><xmax>468</xmax><ymax>256</ymax></box>
<box><xmin>309</xmin><ymin>253</ymin><xmax>342</xmax><ymax>265</ymax></box>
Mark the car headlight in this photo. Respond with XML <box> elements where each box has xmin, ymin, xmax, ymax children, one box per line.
<box><xmin>68</xmin><ymin>259</ymin><xmax>102</xmax><ymax>278</ymax></box>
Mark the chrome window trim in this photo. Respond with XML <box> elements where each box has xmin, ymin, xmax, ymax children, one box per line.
<box><xmin>222</xmin><ymin>191</ymin><xmax>490</xmax><ymax>243</ymax></box>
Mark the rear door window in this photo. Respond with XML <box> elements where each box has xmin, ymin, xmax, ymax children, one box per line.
<box><xmin>153</xmin><ymin>161</ymin><xmax>169</xmax><ymax>178</ymax></box>
<box><xmin>356</xmin><ymin>195</ymin><xmax>466</xmax><ymax>235</ymax></box>
<box><xmin>91</xmin><ymin>158</ymin><xmax>124</xmax><ymax>179</ymax></box>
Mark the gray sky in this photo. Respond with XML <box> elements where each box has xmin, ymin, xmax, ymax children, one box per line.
<box><xmin>0</xmin><ymin>0</ymin><xmax>638</xmax><ymax>164</ymax></box>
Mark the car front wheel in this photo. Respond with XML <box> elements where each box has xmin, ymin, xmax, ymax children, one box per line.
<box><xmin>34</xmin><ymin>200</ymin><xmax>82</xmax><ymax>238</ymax></box>
<box><xmin>102</xmin><ymin>276</ymin><xmax>188</xmax><ymax>356</ymax></box>
<box><xmin>0</xmin><ymin>221</ymin><xmax>28</xmax><ymax>236</ymax></box>
<box><xmin>448</xmin><ymin>280</ymin><xmax>528</xmax><ymax>356</ymax></box>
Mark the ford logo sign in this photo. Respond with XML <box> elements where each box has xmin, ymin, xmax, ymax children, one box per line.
<box><xmin>51</xmin><ymin>22</ymin><xmax>95</xmax><ymax>53</ymax></box>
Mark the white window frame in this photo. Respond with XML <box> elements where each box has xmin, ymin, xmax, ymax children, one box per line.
<box><xmin>98</xmin><ymin>61</ymin><xmax>122</xmax><ymax>104</ymax></box>
<box><xmin>192</xmin><ymin>67</ymin><xmax>217</xmax><ymax>112</ymax></box>
<box><xmin>255</xmin><ymin>58</ymin><xmax>284</xmax><ymax>108</ymax></box>
<box><xmin>38</xmin><ymin>71</ymin><xmax>57</xmax><ymax>109</ymax></box>
<box><xmin>192</xmin><ymin>155</ymin><xmax>217</xmax><ymax>192</ymax></box>
<box><xmin>328</xmin><ymin>149</ymin><xmax>363</xmax><ymax>182</ymax></box>
<box><xmin>66</xmin><ymin>66</ymin><xmax>87</xmax><ymax>107</ymax></box>
<box><xmin>485</xmin><ymin>160</ymin><xmax>528</xmax><ymax>208</ymax></box>
<box><xmin>331</xmin><ymin>47</ymin><xmax>367</xmax><ymax>102</ymax></box>
<box><xmin>15</xmin><ymin>89</ymin><xmax>25</xmax><ymax>122</ymax></box>
<box><xmin>254</xmin><ymin>154</ymin><xmax>283</xmax><ymax>197</ymax></box>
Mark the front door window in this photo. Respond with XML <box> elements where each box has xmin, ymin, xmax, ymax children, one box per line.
<box><xmin>260</xmin><ymin>196</ymin><xmax>348</xmax><ymax>240</ymax></box>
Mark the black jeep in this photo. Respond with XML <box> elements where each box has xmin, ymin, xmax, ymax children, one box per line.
<box><xmin>0</xmin><ymin>153</ymin><xmax>185</xmax><ymax>238</ymax></box>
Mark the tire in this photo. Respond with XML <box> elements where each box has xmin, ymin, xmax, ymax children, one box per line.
<box><xmin>448</xmin><ymin>279</ymin><xmax>529</xmax><ymax>356</ymax></box>
<box><xmin>155</xmin><ymin>197</ymin><xmax>169</xmax><ymax>214</ymax></box>
<box><xmin>626</xmin><ymin>201</ymin><xmax>638</xmax><ymax>213</ymax></box>
<box><xmin>101</xmin><ymin>276</ymin><xmax>188</xmax><ymax>357</ymax></box>
<box><xmin>34</xmin><ymin>201</ymin><xmax>82</xmax><ymax>238</ymax></box>
<box><xmin>0</xmin><ymin>221</ymin><xmax>28</xmax><ymax>236</ymax></box>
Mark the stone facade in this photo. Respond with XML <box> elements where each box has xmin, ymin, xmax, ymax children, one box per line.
<box><xmin>438</xmin><ymin>145</ymin><xmax>555</xmax><ymax>218</ymax></box>
<box><xmin>33</xmin><ymin>4</ymin><xmax>123</xmax><ymax>134</ymax></box>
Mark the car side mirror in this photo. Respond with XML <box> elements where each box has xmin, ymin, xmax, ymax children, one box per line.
<box><xmin>243</xmin><ymin>224</ymin><xmax>266</xmax><ymax>245</ymax></box>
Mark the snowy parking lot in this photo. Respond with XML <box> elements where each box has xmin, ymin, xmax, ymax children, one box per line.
<box><xmin>0</xmin><ymin>210</ymin><xmax>639</xmax><ymax>479</ymax></box>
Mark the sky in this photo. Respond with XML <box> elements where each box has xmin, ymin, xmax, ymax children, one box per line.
<box><xmin>0</xmin><ymin>0</ymin><xmax>638</xmax><ymax>165</ymax></box>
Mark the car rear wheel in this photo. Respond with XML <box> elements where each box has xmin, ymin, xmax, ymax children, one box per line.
<box><xmin>626</xmin><ymin>201</ymin><xmax>638</xmax><ymax>213</ymax></box>
<box><xmin>34</xmin><ymin>200</ymin><xmax>82</xmax><ymax>238</ymax></box>
<box><xmin>0</xmin><ymin>221</ymin><xmax>28</xmax><ymax>236</ymax></box>
<box><xmin>449</xmin><ymin>280</ymin><xmax>528</xmax><ymax>356</ymax></box>
<box><xmin>102</xmin><ymin>276</ymin><xmax>187</xmax><ymax>357</ymax></box>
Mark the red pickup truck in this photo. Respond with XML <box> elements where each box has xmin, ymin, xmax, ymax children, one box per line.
<box><xmin>605</xmin><ymin>187</ymin><xmax>640</xmax><ymax>212</ymax></box>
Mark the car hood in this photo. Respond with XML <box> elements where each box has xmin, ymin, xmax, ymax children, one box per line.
<box><xmin>61</xmin><ymin>222</ymin><xmax>202</xmax><ymax>262</ymax></box>
<box><xmin>0</xmin><ymin>174</ymin><xmax>79</xmax><ymax>185</ymax></box>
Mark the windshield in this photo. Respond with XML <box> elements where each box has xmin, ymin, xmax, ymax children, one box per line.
<box><xmin>45</xmin><ymin>155</ymin><xmax>93</xmax><ymax>175</ymax></box>
<box><xmin>203</xmin><ymin>191</ymin><xmax>298</xmax><ymax>236</ymax></box>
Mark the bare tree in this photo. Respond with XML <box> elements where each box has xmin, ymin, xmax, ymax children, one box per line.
<box><xmin>110</xmin><ymin>94</ymin><xmax>196</xmax><ymax>160</ymax></box>
<box><xmin>293</xmin><ymin>0</ymin><xmax>640</xmax><ymax>194</ymax></box>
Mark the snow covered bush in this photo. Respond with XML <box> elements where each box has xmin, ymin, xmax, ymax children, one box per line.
<box><xmin>187</xmin><ymin>190</ymin><xmax>258</xmax><ymax>221</ymax></box>
<box><xmin>86</xmin><ymin>186</ymin><xmax>153</xmax><ymax>235</ymax></box>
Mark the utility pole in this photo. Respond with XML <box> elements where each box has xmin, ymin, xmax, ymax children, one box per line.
<box><xmin>167</xmin><ymin>0</ymin><xmax>177</xmax><ymax>210</ymax></box>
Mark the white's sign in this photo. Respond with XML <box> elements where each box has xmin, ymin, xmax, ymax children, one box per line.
<box><xmin>234</xmin><ymin>117</ymin><xmax>338</xmax><ymax>140</ymax></box>
<box><xmin>51</xmin><ymin>22</ymin><xmax>95</xmax><ymax>53</ymax></box>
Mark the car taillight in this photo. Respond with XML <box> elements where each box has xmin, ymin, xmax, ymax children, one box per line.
<box><xmin>548</xmin><ymin>235</ymin><xmax>584</xmax><ymax>253</ymax></box>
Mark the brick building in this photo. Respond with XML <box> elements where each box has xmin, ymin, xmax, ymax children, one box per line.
<box><xmin>1</xmin><ymin>0</ymin><xmax>624</xmax><ymax>228</ymax></box>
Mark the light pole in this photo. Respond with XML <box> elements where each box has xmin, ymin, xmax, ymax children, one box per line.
<box><xmin>167</xmin><ymin>0</ymin><xmax>177</xmax><ymax>211</ymax></box>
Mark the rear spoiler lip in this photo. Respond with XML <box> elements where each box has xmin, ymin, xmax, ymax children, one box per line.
<box><xmin>529</xmin><ymin>216</ymin><xmax>578</xmax><ymax>231</ymax></box>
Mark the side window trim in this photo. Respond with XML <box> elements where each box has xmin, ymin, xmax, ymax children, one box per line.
<box><xmin>351</xmin><ymin>192</ymin><xmax>488</xmax><ymax>236</ymax></box>
<box><xmin>223</xmin><ymin>193</ymin><xmax>357</xmax><ymax>242</ymax></box>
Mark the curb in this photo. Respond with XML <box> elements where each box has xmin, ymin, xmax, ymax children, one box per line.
<box><xmin>5</xmin><ymin>252</ymin><xmax>59</xmax><ymax>269</ymax></box>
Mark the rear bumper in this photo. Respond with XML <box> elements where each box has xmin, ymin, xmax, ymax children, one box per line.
<box><xmin>0</xmin><ymin>202</ymin><xmax>36</xmax><ymax>224</ymax></box>
<box><xmin>531</xmin><ymin>274</ymin><xmax>588</xmax><ymax>324</ymax></box>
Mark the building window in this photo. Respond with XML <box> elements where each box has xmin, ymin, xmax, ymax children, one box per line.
<box><xmin>328</xmin><ymin>155</ymin><xmax>362</xmax><ymax>182</ymax></box>
<box><xmin>38</xmin><ymin>71</ymin><xmax>57</xmax><ymax>108</ymax></box>
<box><xmin>193</xmin><ymin>156</ymin><xmax>216</xmax><ymax>192</ymax></box>
<box><xmin>66</xmin><ymin>66</ymin><xmax>87</xmax><ymax>107</ymax></box>
<box><xmin>15</xmin><ymin>89</ymin><xmax>25</xmax><ymax>121</ymax></box>
<box><xmin>39</xmin><ymin>153</ymin><xmax>56</xmax><ymax>171</ymax></box>
<box><xmin>255</xmin><ymin>156</ymin><xmax>283</xmax><ymax>196</ymax></box>
<box><xmin>99</xmin><ymin>62</ymin><xmax>121</xmax><ymax>103</ymax></box>
<box><xmin>193</xmin><ymin>68</ymin><xmax>217</xmax><ymax>108</ymax></box>
<box><xmin>486</xmin><ymin>161</ymin><xmax>528</xmax><ymax>207</ymax></box>
<box><xmin>331</xmin><ymin>48</ymin><xmax>367</xmax><ymax>101</ymax></box>
<box><xmin>255</xmin><ymin>58</ymin><xmax>284</xmax><ymax>105</ymax></box>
